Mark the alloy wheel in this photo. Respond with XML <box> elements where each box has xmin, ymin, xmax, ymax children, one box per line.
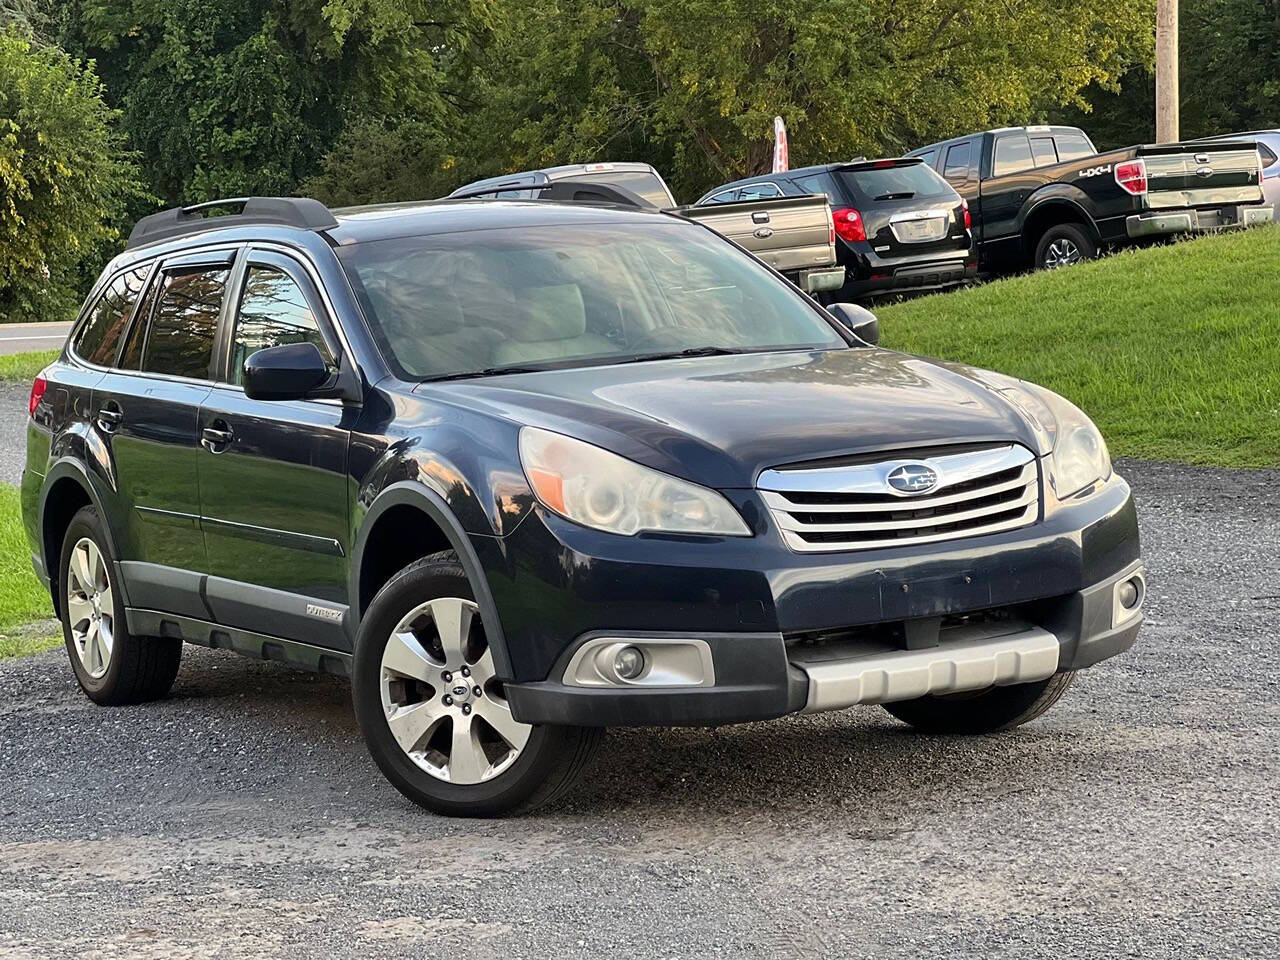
<box><xmin>66</xmin><ymin>537</ymin><xmax>114</xmax><ymax>680</ymax></box>
<box><xmin>378</xmin><ymin>597</ymin><xmax>531</xmax><ymax>784</ymax></box>
<box><xmin>1043</xmin><ymin>238</ymin><xmax>1082</xmax><ymax>269</ymax></box>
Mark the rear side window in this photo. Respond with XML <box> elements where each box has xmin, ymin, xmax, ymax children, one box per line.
<box><xmin>837</xmin><ymin>162</ymin><xmax>953</xmax><ymax>202</ymax></box>
<box><xmin>575</xmin><ymin>170</ymin><xmax>674</xmax><ymax>207</ymax></box>
<box><xmin>737</xmin><ymin>182</ymin><xmax>783</xmax><ymax>200</ymax></box>
<box><xmin>702</xmin><ymin>189</ymin><xmax>739</xmax><ymax>204</ymax></box>
<box><xmin>75</xmin><ymin>266</ymin><xmax>149</xmax><ymax>366</ymax></box>
<box><xmin>993</xmin><ymin>135</ymin><xmax>1035</xmax><ymax>176</ymax></box>
<box><xmin>914</xmin><ymin>150</ymin><xmax>937</xmax><ymax>167</ymax></box>
<box><xmin>141</xmin><ymin>267</ymin><xmax>229</xmax><ymax>380</ymax></box>
<box><xmin>1258</xmin><ymin>143</ymin><xmax>1278</xmax><ymax>167</ymax></box>
<box><xmin>943</xmin><ymin>143</ymin><xmax>972</xmax><ymax>180</ymax></box>
<box><xmin>230</xmin><ymin>266</ymin><xmax>333</xmax><ymax>386</ymax></box>
<box><xmin>792</xmin><ymin>174</ymin><xmax>842</xmax><ymax>202</ymax></box>
<box><xmin>1054</xmin><ymin>132</ymin><xmax>1096</xmax><ymax>162</ymax></box>
<box><xmin>1030</xmin><ymin>137</ymin><xmax>1058</xmax><ymax>167</ymax></box>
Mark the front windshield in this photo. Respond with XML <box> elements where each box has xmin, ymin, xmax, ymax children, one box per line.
<box><xmin>337</xmin><ymin>220</ymin><xmax>847</xmax><ymax>381</ymax></box>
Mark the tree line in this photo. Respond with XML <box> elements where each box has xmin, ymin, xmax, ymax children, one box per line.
<box><xmin>1</xmin><ymin>0</ymin><xmax>1276</xmax><ymax>322</ymax></box>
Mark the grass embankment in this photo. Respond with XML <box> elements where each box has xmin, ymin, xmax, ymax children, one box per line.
<box><xmin>879</xmin><ymin>226</ymin><xmax>1280</xmax><ymax>467</ymax></box>
<box><xmin>0</xmin><ymin>486</ymin><xmax>57</xmax><ymax>657</ymax></box>
<box><xmin>0</xmin><ymin>349</ymin><xmax>58</xmax><ymax>382</ymax></box>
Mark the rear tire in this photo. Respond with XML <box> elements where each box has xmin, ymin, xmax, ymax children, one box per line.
<box><xmin>1034</xmin><ymin>223</ymin><xmax>1096</xmax><ymax>270</ymax></box>
<box><xmin>58</xmin><ymin>506</ymin><xmax>182</xmax><ymax>705</ymax></box>
<box><xmin>881</xmin><ymin>672</ymin><xmax>1076</xmax><ymax>735</ymax></box>
<box><xmin>352</xmin><ymin>551</ymin><xmax>602</xmax><ymax>817</ymax></box>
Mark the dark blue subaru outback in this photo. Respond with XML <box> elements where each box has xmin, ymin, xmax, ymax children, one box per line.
<box><xmin>21</xmin><ymin>196</ymin><xmax>1144</xmax><ymax>816</ymax></box>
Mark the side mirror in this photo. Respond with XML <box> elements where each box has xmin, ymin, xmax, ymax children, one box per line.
<box><xmin>826</xmin><ymin>303</ymin><xmax>880</xmax><ymax>346</ymax></box>
<box><xmin>243</xmin><ymin>342</ymin><xmax>332</xmax><ymax>401</ymax></box>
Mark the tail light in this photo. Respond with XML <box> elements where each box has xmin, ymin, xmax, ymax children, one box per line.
<box><xmin>832</xmin><ymin>207</ymin><xmax>866</xmax><ymax>243</ymax></box>
<box><xmin>28</xmin><ymin>374</ymin><xmax>47</xmax><ymax>417</ymax></box>
<box><xmin>961</xmin><ymin>198</ymin><xmax>972</xmax><ymax>230</ymax></box>
<box><xmin>1114</xmin><ymin>159</ymin><xmax>1148</xmax><ymax>195</ymax></box>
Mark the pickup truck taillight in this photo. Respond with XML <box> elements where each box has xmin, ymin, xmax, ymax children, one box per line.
<box><xmin>962</xmin><ymin>198</ymin><xmax>972</xmax><ymax>230</ymax></box>
<box><xmin>28</xmin><ymin>374</ymin><xmax>47</xmax><ymax>417</ymax></box>
<box><xmin>1114</xmin><ymin>159</ymin><xmax>1148</xmax><ymax>195</ymax></box>
<box><xmin>832</xmin><ymin>207</ymin><xmax>866</xmax><ymax>243</ymax></box>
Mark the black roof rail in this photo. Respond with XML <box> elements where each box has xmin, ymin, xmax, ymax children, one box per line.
<box><xmin>537</xmin><ymin>179</ymin><xmax>659</xmax><ymax>209</ymax></box>
<box><xmin>126</xmin><ymin>197</ymin><xmax>339</xmax><ymax>250</ymax></box>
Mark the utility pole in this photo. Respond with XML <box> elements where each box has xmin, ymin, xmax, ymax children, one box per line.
<box><xmin>1155</xmin><ymin>0</ymin><xmax>1179</xmax><ymax>142</ymax></box>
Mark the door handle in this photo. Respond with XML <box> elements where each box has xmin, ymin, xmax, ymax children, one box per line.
<box><xmin>201</xmin><ymin>421</ymin><xmax>234</xmax><ymax>452</ymax></box>
<box><xmin>96</xmin><ymin>405</ymin><xmax>123</xmax><ymax>432</ymax></box>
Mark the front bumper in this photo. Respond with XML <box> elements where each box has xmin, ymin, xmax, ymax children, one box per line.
<box><xmin>493</xmin><ymin>475</ymin><xmax>1144</xmax><ymax>728</ymax></box>
<box><xmin>1126</xmin><ymin>203</ymin><xmax>1275</xmax><ymax>238</ymax></box>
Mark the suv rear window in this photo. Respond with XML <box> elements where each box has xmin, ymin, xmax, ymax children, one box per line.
<box><xmin>75</xmin><ymin>266</ymin><xmax>150</xmax><ymax>367</ymax></box>
<box><xmin>837</xmin><ymin>162</ymin><xmax>953</xmax><ymax>202</ymax></box>
<box><xmin>141</xmin><ymin>267</ymin><xmax>229</xmax><ymax>380</ymax></box>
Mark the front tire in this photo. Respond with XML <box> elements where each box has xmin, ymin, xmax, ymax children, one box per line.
<box><xmin>352</xmin><ymin>552</ymin><xmax>602</xmax><ymax>817</ymax></box>
<box><xmin>59</xmin><ymin>505</ymin><xmax>182</xmax><ymax>705</ymax></box>
<box><xmin>881</xmin><ymin>672</ymin><xmax>1076</xmax><ymax>735</ymax></box>
<box><xmin>1034</xmin><ymin>223</ymin><xmax>1096</xmax><ymax>270</ymax></box>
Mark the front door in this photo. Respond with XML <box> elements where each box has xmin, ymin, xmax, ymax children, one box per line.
<box><xmin>92</xmin><ymin>251</ymin><xmax>233</xmax><ymax>619</ymax></box>
<box><xmin>196</xmin><ymin>250</ymin><xmax>354</xmax><ymax>649</ymax></box>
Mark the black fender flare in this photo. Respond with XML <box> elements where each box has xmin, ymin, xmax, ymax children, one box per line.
<box><xmin>37</xmin><ymin>457</ymin><xmax>122</xmax><ymax>596</ymax></box>
<box><xmin>349</xmin><ymin>480</ymin><xmax>513</xmax><ymax>678</ymax></box>
<box><xmin>1017</xmin><ymin>190</ymin><xmax>1101</xmax><ymax>244</ymax></box>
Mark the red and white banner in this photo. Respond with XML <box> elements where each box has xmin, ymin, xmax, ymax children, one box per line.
<box><xmin>772</xmin><ymin>116</ymin><xmax>789</xmax><ymax>173</ymax></box>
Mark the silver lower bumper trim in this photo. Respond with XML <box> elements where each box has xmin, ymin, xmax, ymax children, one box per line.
<box><xmin>1126</xmin><ymin>204</ymin><xmax>1275</xmax><ymax>238</ymax></box>
<box><xmin>795</xmin><ymin>266</ymin><xmax>846</xmax><ymax>293</ymax></box>
<box><xmin>794</xmin><ymin>623</ymin><xmax>1061</xmax><ymax>713</ymax></box>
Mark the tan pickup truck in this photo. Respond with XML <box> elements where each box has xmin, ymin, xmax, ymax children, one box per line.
<box><xmin>448</xmin><ymin>162</ymin><xmax>844</xmax><ymax>295</ymax></box>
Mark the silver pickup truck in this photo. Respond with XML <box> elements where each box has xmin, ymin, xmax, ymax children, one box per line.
<box><xmin>448</xmin><ymin>162</ymin><xmax>844</xmax><ymax>295</ymax></box>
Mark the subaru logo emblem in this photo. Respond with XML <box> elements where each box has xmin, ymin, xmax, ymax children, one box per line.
<box><xmin>887</xmin><ymin>463</ymin><xmax>939</xmax><ymax>495</ymax></box>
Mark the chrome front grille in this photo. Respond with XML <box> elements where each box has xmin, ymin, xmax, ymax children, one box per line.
<box><xmin>758</xmin><ymin>444</ymin><xmax>1040</xmax><ymax>553</ymax></box>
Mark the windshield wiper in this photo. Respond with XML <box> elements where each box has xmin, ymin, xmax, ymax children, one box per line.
<box><xmin>616</xmin><ymin>346</ymin><xmax>749</xmax><ymax>364</ymax></box>
<box><xmin>873</xmin><ymin>191</ymin><xmax>915</xmax><ymax>201</ymax></box>
<box><xmin>422</xmin><ymin>364</ymin><xmax>550</xmax><ymax>382</ymax></box>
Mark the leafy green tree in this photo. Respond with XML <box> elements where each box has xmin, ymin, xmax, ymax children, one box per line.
<box><xmin>0</xmin><ymin>27</ymin><xmax>144</xmax><ymax>322</ymax></box>
<box><xmin>1066</xmin><ymin>0</ymin><xmax>1280</xmax><ymax>147</ymax></box>
<box><xmin>470</xmin><ymin>0</ymin><xmax>1156</xmax><ymax>199</ymax></box>
<box><xmin>57</xmin><ymin>0</ymin><xmax>488</xmax><ymax>204</ymax></box>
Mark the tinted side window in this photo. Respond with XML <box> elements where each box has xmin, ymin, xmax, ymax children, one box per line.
<box><xmin>914</xmin><ymin>150</ymin><xmax>937</xmax><ymax>168</ymax></box>
<box><xmin>1260</xmin><ymin>143</ymin><xmax>1279</xmax><ymax>167</ymax></box>
<box><xmin>75</xmin><ymin>266</ymin><xmax>149</xmax><ymax>367</ymax></box>
<box><xmin>231</xmin><ymin>266</ymin><xmax>333</xmax><ymax>385</ymax></box>
<box><xmin>142</xmin><ymin>268</ymin><xmax>228</xmax><ymax>380</ymax></box>
<box><xmin>793</xmin><ymin>174</ymin><xmax>841</xmax><ymax>203</ymax></box>
<box><xmin>1054</xmin><ymin>132</ymin><xmax>1096</xmax><ymax>162</ymax></box>
<box><xmin>943</xmin><ymin>142</ymin><xmax>972</xmax><ymax>180</ymax></box>
<box><xmin>737</xmin><ymin>182</ymin><xmax>783</xmax><ymax>200</ymax></box>
<box><xmin>703</xmin><ymin>189</ymin><xmax>739</xmax><ymax>204</ymax></box>
<box><xmin>993</xmin><ymin>135</ymin><xmax>1035</xmax><ymax>177</ymax></box>
<box><xmin>1030</xmin><ymin>137</ymin><xmax>1058</xmax><ymax>167</ymax></box>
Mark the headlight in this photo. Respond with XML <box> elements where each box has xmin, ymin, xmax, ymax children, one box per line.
<box><xmin>993</xmin><ymin>379</ymin><xmax>1112</xmax><ymax>499</ymax></box>
<box><xmin>518</xmin><ymin>427</ymin><xmax>751</xmax><ymax>537</ymax></box>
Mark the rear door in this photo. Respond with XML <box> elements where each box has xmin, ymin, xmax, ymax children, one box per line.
<box><xmin>91</xmin><ymin>250</ymin><xmax>231</xmax><ymax>618</ymax></box>
<box><xmin>196</xmin><ymin>248</ymin><xmax>354</xmax><ymax>649</ymax></box>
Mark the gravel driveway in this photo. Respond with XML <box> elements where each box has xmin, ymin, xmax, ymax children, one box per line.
<box><xmin>1</xmin><ymin>460</ymin><xmax>1277</xmax><ymax>959</ymax></box>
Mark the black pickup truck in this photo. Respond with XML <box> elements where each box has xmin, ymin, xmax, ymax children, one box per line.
<box><xmin>907</xmin><ymin>125</ymin><xmax>1275</xmax><ymax>272</ymax></box>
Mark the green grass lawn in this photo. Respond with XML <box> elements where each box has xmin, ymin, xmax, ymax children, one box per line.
<box><xmin>879</xmin><ymin>226</ymin><xmax>1280</xmax><ymax>467</ymax></box>
<box><xmin>0</xmin><ymin>485</ymin><xmax>58</xmax><ymax>658</ymax></box>
<box><xmin>0</xmin><ymin>349</ymin><xmax>59</xmax><ymax>382</ymax></box>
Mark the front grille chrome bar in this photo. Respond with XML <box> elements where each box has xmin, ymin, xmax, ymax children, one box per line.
<box><xmin>758</xmin><ymin>444</ymin><xmax>1040</xmax><ymax>553</ymax></box>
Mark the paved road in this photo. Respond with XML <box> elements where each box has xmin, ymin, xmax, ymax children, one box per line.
<box><xmin>0</xmin><ymin>322</ymin><xmax>70</xmax><ymax>357</ymax></box>
<box><xmin>1</xmin><ymin>460</ymin><xmax>1277</xmax><ymax>959</ymax></box>
<box><xmin>1</xmin><ymin>383</ymin><xmax>30</xmax><ymax>486</ymax></box>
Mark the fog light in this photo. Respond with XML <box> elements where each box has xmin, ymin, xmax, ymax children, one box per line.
<box><xmin>613</xmin><ymin>645</ymin><xmax>646</xmax><ymax>681</ymax></box>
<box><xmin>1118</xmin><ymin>578</ymin><xmax>1141</xmax><ymax>609</ymax></box>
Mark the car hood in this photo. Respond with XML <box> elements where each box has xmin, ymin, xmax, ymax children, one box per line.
<box><xmin>416</xmin><ymin>348</ymin><xmax>1042</xmax><ymax>489</ymax></box>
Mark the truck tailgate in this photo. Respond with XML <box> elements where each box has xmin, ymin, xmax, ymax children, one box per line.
<box><xmin>678</xmin><ymin>196</ymin><xmax>836</xmax><ymax>273</ymax></box>
<box><xmin>1140</xmin><ymin>142</ymin><xmax>1264</xmax><ymax>209</ymax></box>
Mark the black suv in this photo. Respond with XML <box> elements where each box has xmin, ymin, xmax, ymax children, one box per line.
<box><xmin>22</xmin><ymin>196</ymin><xmax>1144</xmax><ymax>816</ymax></box>
<box><xmin>696</xmin><ymin>158</ymin><xmax>976</xmax><ymax>302</ymax></box>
